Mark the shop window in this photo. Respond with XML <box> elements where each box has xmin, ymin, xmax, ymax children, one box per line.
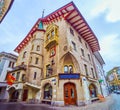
<box><xmin>46</xmin><ymin>64</ymin><xmax>53</xmax><ymax>77</ymax></box>
<box><xmin>50</xmin><ymin>46</ymin><xmax>56</xmax><ymax>57</ymax></box>
<box><xmin>36</xmin><ymin>45</ymin><xmax>40</xmax><ymax>51</ymax></box>
<box><xmin>44</xmin><ymin>84</ymin><xmax>52</xmax><ymax>100</ymax></box>
<box><xmin>89</xmin><ymin>84</ymin><xmax>97</xmax><ymax>98</ymax></box>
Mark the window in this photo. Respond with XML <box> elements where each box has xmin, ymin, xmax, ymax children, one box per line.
<box><xmin>36</xmin><ymin>45</ymin><xmax>40</xmax><ymax>51</ymax></box>
<box><xmin>46</xmin><ymin>64</ymin><xmax>53</xmax><ymax>77</ymax></box>
<box><xmin>22</xmin><ymin>74</ymin><xmax>26</xmax><ymax>81</ymax></box>
<box><xmin>12</xmin><ymin>62</ymin><xmax>14</xmax><ymax>68</ymax></box>
<box><xmin>70</xmin><ymin>28</ymin><xmax>74</xmax><ymax>36</ymax></box>
<box><xmin>30</xmin><ymin>57</ymin><xmax>32</xmax><ymax>63</ymax></box>
<box><xmin>0</xmin><ymin>88</ymin><xmax>2</xmax><ymax>94</ymax></box>
<box><xmin>31</xmin><ymin>45</ymin><xmax>34</xmax><ymax>51</ymax></box>
<box><xmin>72</xmin><ymin>41</ymin><xmax>76</xmax><ymax>51</ymax></box>
<box><xmin>8</xmin><ymin>61</ymin><xmax>12</xmax><ymax>67</ymax></box>
<box><xmin>78</xmin><ymin>36</ymin><xmax>82</xmax><ymax>43</ymax></box>
<box><xmin>33</xmin><ymin>72</ymin><xmax>37</xmax><ymax>80</ymax></box>
<box><xmin>81</xmin><ymin>48</ymin><xmax>85</xmax><ymax>57</ymax></box>
<box><xmin>23</xmin><ymin>51</ymin><xmax>27</xmax><ymax>58</ymax></box>
<box><xmin>64</xmin><ymin>65</ymin><xmax>73</xmax><ymax>73</ymax></box>
<box><xmin>84</xmin><ymin>64</ymin><xmax>88</xmax><ymax>76</ymax></box>
<box><xmin>50</xmin><ymin>46</ymin><xmax>56</xmax><ymax>57</ymax></box>
<box><xmin>35</xmin><ymin>57</ymin><xmax>39</xmax><ymax>64</ymax></box>
<box><xmin>16</xmin><ymin>72</ymin><xmax>20</xmax><ymax>81</ymax></box>
<box><xmin>47</xmin><ymin>34</ymin><xmax>50</xmax><ymax>40</ymax></box>
<box><xmin>69</xmin><ymin>65</ymin><xmax>73</xmax><ymax>73</ymax></box>
<box><xmin>91</xmin><ymin>68</ymin><xmax>95</xmax><ymax>78</ymax></box>
<box><xmin>88</xmin><ymin>54</ymin><xmax>91</xmax><ymax>61</ymax></box>
<box><xmin>64</xmin><ymin>65</ymin><xmax>68</xmax><ymax>73</ymax></box>
<box><xmin>51</xmin><ymin>30</ymin><xmax>54</xmax><ymax>37</ymax></box>
<box><xmin>85</xmin><ymin>43</ymin><xmax>88</xmax><ymax>49</ymax></box>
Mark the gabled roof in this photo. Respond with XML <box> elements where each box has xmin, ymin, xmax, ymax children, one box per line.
<box><xmin>15</xmin><ymin>2</ymin><xmax>100</xmax><ymax>53</ymax></box>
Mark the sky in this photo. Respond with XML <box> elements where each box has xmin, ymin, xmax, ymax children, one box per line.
<box><xmin>0</xmin><ymin>0</ymin><xmax>120</xmax><ymax>73</ymax></box>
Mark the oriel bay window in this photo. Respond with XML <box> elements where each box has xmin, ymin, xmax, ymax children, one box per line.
<box><xmin>64</xmin><ymin>65</ymin><xmax>73</xmax><ymax>73</ymax></box>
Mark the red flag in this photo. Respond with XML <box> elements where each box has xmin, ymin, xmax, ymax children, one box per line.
<box><xmin>7</xmin><ymin>74</ymin><xmax>15</xmax><ymax>85</ymax></box>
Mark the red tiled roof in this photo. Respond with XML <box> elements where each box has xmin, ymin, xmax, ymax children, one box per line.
<box><xmin>15</xmin><ymin>2</ymin><xmax>100</xmax><ymax>53</ymax></box>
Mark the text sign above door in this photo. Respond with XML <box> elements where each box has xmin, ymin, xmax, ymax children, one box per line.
<box><xmin>59</xmin><ymin>73</ymin><xmax>80</xmax><ymax>79</ymax></box>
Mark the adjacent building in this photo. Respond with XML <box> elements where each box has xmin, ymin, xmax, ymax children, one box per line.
<box><xmin>106</xmin><ymin>67</ymin><xmax>120</xmax><ymax>91</ymax></box>
<box><xmin>0</xmin><ymin>51</ymin><xmax>17</xmax><ymax>101</ymax></box>
<box><xmin>93</xmin><ymin>52</ymin><xmax>108</xmax><ymax>97</ymax></box>
<box><xmin>7</xmin><ymin>2</ymin><xmax>106</xmax><ymax>106</ymax></box>
<box><xmin>0</xmin><ymin>0</ymin><xmax>14</xmax><ymax>23</ymax></box>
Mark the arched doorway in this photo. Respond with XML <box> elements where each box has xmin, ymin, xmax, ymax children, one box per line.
<box><xmin>8</xmin><ymin>87</ymin><xmax>19</xmax><ymax>102</ymax></box>
<box><xmin>89</xmin><ymin>83</ymin><xmax>97</xmax><ymax>98</ymax></box>
<box><xmin>64</xmin><ymin>83</ymin><xmax>77</xmax><ymax>105</ymax></box>
<box><xmin>43</xmin><ymin>83</ymin><xmax>52</xmax><ymax>100</ymax></box>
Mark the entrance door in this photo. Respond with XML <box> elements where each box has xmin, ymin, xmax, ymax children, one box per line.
<box><xmin>64</xmin><ymin>83</ymin><xmax>77</xmax><ymax>105</ymax></box>
<box><xmin>22</xmin><ymin>89</ymin><xmax>28</xmax><ymax>101</ymax></box>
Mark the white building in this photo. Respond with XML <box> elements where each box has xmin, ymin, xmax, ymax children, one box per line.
<box><xmin>0</xmin><ymin>52</ymin><xmax>17</xmax><ymax>101</ymax></box>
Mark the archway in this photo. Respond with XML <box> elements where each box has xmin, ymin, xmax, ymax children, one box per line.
<box><xmin>64</xmin><ymin>82</ymin><xmax>77</xmax><ymax>105</ymax></box>
<box><xmin>89</xmin><ymin>83</ymin><xmax>97</xmax><ymax>98</ymax></box>
<box><xmin>43</xmin><ymin>83</ymin><xmax>52</xmax><ymax>100</ymax></box>
<box><xmin>8</xmin><ymin>87</ymin><xmax>19</xmax><ymax>102</ymax></box>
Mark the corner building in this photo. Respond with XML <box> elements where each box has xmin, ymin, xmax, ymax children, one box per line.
<box><xmin>8</xmin><ymin>2</ymin><xmax>104</xmax><ymax>106</ymax></box>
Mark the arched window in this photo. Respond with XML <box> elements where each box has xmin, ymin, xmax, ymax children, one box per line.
<box><xmin>89</xmin><ymin>84</ymin><xmax>97</xmax><ymax>98</ymax></box>
<box><xmin>44</xmin><ymin>84</ymin><xmax>52</xmax><ymax>100</ymax></box>
<box><xmin>64</xmin><ymin>65</ymin><xmax>68</xmax><ymax>73</ymax></box>
<box><xmin>36</xmin><ymin>45</ymin><xmax>40</xmax><ymax>51</ymax></box>
<box><xmin>69</xmin><ymin>65</ymin><xmax>73</xmax><ymax>73</ymax></box>
<box><xmin>23</xmin><ymin>51</ymin><xmax>27</xmax><ymax>58</ymax></box>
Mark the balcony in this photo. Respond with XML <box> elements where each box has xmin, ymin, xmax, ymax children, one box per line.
<box><xmin>10</xmin><ymin>64</ymin><xmax>27</xmax><ymax>72</ymax></box>
<box><xmin>45</xmin><ymin>35</ymin><xmax>58</xmax><ymax>49</ymax></box>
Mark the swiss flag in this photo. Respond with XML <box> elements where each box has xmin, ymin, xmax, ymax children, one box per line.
<box><xmin>7</xmin><ymin>73</ymin><xmax>15</xmax><ymax>85</ymax></box>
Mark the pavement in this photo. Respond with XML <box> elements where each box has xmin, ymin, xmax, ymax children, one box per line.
<box><xmin>0</xmin><ymin>95</ymin><xmax>114</xmax><ymax>110</ymax></box>
<box><xmin>49</xmin><ymin>95</ymin><xmax>114</xmax><ymax>110</ymax></box>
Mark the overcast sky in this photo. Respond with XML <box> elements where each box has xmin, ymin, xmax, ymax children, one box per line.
<box><xmin>0</xmin><ymin>0</ymin><xmax>120</xmax><ymax>73</ymax></box>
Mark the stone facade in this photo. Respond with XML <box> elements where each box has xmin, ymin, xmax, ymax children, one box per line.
<box><xmin>7</xmin><ymin>2</ymin><xmax>105</xmax><ymax>106</ymax></box>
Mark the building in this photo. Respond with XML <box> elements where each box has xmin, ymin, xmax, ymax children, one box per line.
<box><xmin>106</xmin><ymin>67</ymin><xmax>120</xmax><ymax>91</ymax></box>
<box><xmin>0</xmin><ymin>0</ymin><xmax>14</xmax><ymax>23</ymax></box>
<box><xmin>7</xmin><ymin>2</ymin><xmax>105</xmax><ymax>106</ymax></box>
<box><xmin>93</xmin><ymin>52</ymin><xmax>108</xmax><ymax>97</ymax></box>
<box><xmin>0</xmin><ymin>51</ymin><xmax>17</xmax><ymax>101</ymax></box>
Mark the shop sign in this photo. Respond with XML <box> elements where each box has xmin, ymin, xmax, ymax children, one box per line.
<box><xmin>59</xmin><ymin>73</ymin><xmax>80</xmax><ymax>79</ymax></box>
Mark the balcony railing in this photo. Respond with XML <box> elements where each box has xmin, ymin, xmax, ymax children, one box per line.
<box><xmin>45</xmin><ymin>35</ymin><xmax>58</xmax><ymax>49</ymax></box>
<box><xmin>10</xmin><ymin>64</ymin><xmax>27</xmax><ymax>72</ymax></box>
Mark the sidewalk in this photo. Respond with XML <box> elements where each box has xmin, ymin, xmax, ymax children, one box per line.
<box><xmin>50</xmin><ymin>95</ymin><xmax>114</xmax><ymax>110</ymax></box>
